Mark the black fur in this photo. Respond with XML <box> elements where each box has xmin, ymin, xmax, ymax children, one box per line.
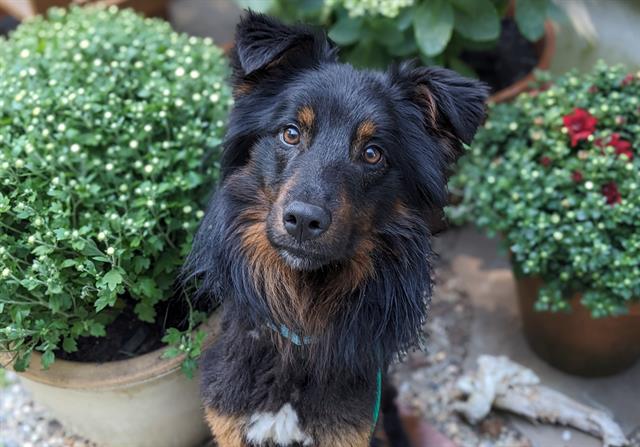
<box><xmin>183</xmin><ymin>11</ymin><xmax>487</xmax><ymax>446</ymax></box>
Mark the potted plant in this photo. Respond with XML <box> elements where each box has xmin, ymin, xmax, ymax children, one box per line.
<box><xmin>238</xmin><ymin>0</ymin><xmax>557</xmax><ymax>102</ymax></box>
<box><xmin>448</xmin><ymin>62</ymin><xmax>640</xmax><ymax>377</ymax></box>
<box><xmin>0</xmin><ymin>6</ymin><xmax>232</xmax><ymax>446</ymax></box>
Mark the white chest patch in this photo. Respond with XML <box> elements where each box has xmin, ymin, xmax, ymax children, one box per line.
<box><xmin>246</xmin><ymin>403</ymin><xmax>313</xmax><ymax>446</ymax></box>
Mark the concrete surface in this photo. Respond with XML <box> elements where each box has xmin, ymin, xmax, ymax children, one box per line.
<box><xmin>434</xmin><ymin>226</ymin><xmax>640</xmax><ymax>447</ymax></box>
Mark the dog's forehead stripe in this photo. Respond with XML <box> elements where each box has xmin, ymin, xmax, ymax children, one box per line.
<box><xmin>297</xmin><ymin>105</ymin><xmax>315</xmax><ymax>129</ymax></box>
<box><xmin>354</xmin><ymin>120</ymin><xmax>377</xmax><ymax>149</ymax></box>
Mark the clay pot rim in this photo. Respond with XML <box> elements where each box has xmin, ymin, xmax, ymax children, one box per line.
<box><xmin>0</xmin><ymin>310</ymin><xmax>221</xmax><ymax>391</ymax></box>
<box><xmin>488</xmin><ymin>20</ymin><xmax>556</xmax><ymax>103</ymax></box>
<box><xmin>514</xmin><ymin>274</ymin><xmax>640</xmax><ymax>317</ymax></box>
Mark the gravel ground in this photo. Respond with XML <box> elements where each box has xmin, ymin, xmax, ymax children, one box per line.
<box><xmin>1</xmin><ymin>266</ymin><xmax>530</xmax><ymax>447</ymax></box>
<box><xmin>0</xmin><ymin>370</ymin><xmax>94</xmax><ymax>447</ymax></box>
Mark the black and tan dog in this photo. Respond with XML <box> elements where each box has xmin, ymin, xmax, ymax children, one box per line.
<box><xmin>183</xmin><ymin>12</ymin><xmax>487</xmax><ymax>447</ymax></box>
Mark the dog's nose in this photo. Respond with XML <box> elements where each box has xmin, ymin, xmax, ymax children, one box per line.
<box><xmin>283</xmin><ymin>201</ymin><xmax>331</xmax><ymax>241</ymax></box>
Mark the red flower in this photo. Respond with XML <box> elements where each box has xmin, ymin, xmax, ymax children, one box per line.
<box><xmin>609</xmin><ymin>133</ymin><xmax>633</xmax><ymax>160</ymax></box>
<box><xmin>540</xmin><ymin>156</ymin><xmax>552</xmax><ymax>167</ymax></box>
<box><xmin>571</xmin><ymin>170</ymin><xmax>583</xmax><ymax>182</ymax></box>
<box><xmin>622</xmin><ymin>73</ymin><xmax>635</xmax><ymax>86</ymax></box>
<box><xmin>602</xmin><ymin>182</ymin><xmax>622</xmax><ymax>205</ymax></box>
<box><xmin>563</xmin><ymin>108</ymin><xmax>598</xmax><ymax>147</ymax></box>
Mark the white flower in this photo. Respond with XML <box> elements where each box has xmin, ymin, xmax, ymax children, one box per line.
<box><xmin>57</xmin><ymin>123</ymin><xmax>66</xmax><ymax>132</ymax></box>
<box><xmin>144</xmin><ymin>164</ymin><xmax>153</xmax><ymax>173</ymax></box>
<box><xmin>190</xmin><ymin>70</ymin><xmax>200</xmax><ymax>79</ymax></box>
<box><xmin>20</xmin><ymin>49</ymin><xmax>30</xmax><ymax>58</ymax></box>
<box><xmin>105</xmin><ymin>163</ymin><xmax>114</xmax><ymax>171</ymax></box>
<box><xmin>209</xmin><ymin>93</ymin><xmax>219</xmax><ymax>103</ymax></box>
<box><xmin>28</xmin><ymin>235</ymin><xmax>36</xmax><ymax>244</ymax></box>
<box><xmin>104</xmin><ymin>111</ymin><xmax>112</xmax><ymax>119</ymax></box>
<box><xmin>144</xmin><ymin>124</ymin><xmax>152</xmax><ymax>132</ymax></box>
<box><xmin>97</xmin><ymin>232</ymin><xmax>107</xmax><ymax>241</ymax></box>
<box><xmin>508</xmin><ymin>122</ymin><xmax>518</xmax><ymax>131</ymax></box>
<box><xmin>129</xmin><ymin>140</ymin><xmax>139</xmax><ymax>149</ymax></box>
<box><xmin>183</xmin><ymin>205</ymin><xmax>192</xmax><ymax>214</ymax></box>
<box><xmin>15</xmin><ymin>159</ymin><xmax>25</xmax><ymax>168</ymax></box>
<box><xmin>175</xmin><ymin>67</ymin><xmax>185</xmax><ymax>77</ymax></box>
<box><xmin>70</xmin><ymin>144</ymin><xmax>80</xmax><ymax>153</ymax></box>
<box><xmin>175</xmin><ymin>98</ymin><xmax>184</xmax><ymax>107</ymax></box>
<box><xmin>1</xmin><ymin>268</ymin><xmax>10</xmax><ymax>278</ymax></box>
<box><xmin>106</xmin><ymin>247</ymin><xmax>115</xmax><ymax>255</ymax></box>
<box><xmin>32</xmin><ymin>107</ymin><xmax>41</xmax><ymax>116</ymax></box>
<box><xmin>79</xmin><ymin>39</ymin><xmax>90</xmax><ymax>49</ymax></box>
<box><xmin>585</xmin><ymin>181</ymin><xmax>594</xmax><ymax>190</ymax></box>
<box><xmin>553</xmin><ymin>231</ymin><xmax>563</xmax><ymax>241</ymax></box>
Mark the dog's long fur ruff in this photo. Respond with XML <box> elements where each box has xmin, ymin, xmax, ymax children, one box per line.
<box><xmin>183</xmin><ymin>12</ymin><xmax>488</xmax><ymax>447</ymax></box>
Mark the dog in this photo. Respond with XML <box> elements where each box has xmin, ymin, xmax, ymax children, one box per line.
<box><xmin>183</xmin><ymin>12</ymin><xmax>488</xmax><ymax>447</ymax></box>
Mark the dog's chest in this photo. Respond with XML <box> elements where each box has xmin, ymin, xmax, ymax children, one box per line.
<box><xmin>200</xmin><ymin>326</ymin><xmax>377</xmax><ymax>446</ymax></box>
<box><xmin>246</xmin><ymin>403</ymin><xmax>313</xmax><ymax>446</ymax></box>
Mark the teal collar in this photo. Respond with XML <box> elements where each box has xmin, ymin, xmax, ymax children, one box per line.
<box><xmin>267</xmin><ymin>322</ymin><xmax>314</xmax><ymax>346</ymax></box>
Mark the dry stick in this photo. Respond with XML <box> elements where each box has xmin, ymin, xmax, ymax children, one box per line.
<box><xmin>454</xmin><ymin>355</ymin><xmax>628</xmax><ymax>447</ymax></box>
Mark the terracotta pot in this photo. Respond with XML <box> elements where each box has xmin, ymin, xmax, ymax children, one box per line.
<box><xmin>515</xmin><ymin>275</ymin><xmax>640</xmax><ymax>377</ymax></box>
<box><xmin>488</xmin><ymin>20</ymin><xmax>556</xmax><ymax>103</ymax></box>
<box><xmin>1</xmin><ymin>312</ymin><xmax>221</xmax><ymax>447</ymax></box>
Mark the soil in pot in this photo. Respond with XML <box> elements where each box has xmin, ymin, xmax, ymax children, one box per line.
<box><xmin>515</xmin><ymin>275</ymin><xmax>640</xmax><ymax>377</ymax></box>
<box><xmin>461</xmin><ymin>19</ymin><xmax>539</xmax><ymax>95</ymax></box>
<box><xmin>55</xmin><ymin>291</ymin><xmax>216</xmax><ymax>363</ymax></box>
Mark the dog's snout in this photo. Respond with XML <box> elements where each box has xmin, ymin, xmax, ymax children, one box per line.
<box><xmin>283</xmin><ymin>201</ymin><xmax>331</xmax><ymax>242</ymax></box>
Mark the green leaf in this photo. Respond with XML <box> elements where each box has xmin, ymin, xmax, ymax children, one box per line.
<box><xmin>41</xmin><ymin>350</ymin><xmax>55</xmax><ymax>369</ymax></box>
<box><xmin>453</xmin><ymin>0</ymin><xmax>500</xmax><ymax>41</ymax></box>
<box><xmin>60</xmin><ymin>259</ymin><xmax>77</xmax><ymax>269</ymax></box>
<box><xmin>162</xmin><ymin>327</ymin><xmax>182</xmax><ymax>345</ymax></box>
<box><xmin>101</xmin><ymin>269</ymin><xmax>124</xmax><ymax>291</ymax></box>
<box><xmin>328</xmin><ymin>16</ymin><xmax>362</xmax><ymax>45</ymax></box>
<box><xmin>161</xmin><ymin>347</ymin><xmax>181</xmax><ymax>359</ymax></box>
<box><xmin>134</xmin><ymin>301</ymin><xmax>156</xmax><ymax>323</ymax></box>
<box><xmin>395</xmin><ymin>6</ymin><xmax>415</xmax><ymax>31</ymax></box>
<box><xmin>88</xmin><ymin>322</ymin><xmax>106</xmax><ymax>337</ymax></box>
<box><xmin>515</xmin><ymin>0</ymin><xmax>548</xmax><ymax>41</ymax></box>
<box><xmin>94</xmin><ymin>288</ymin><xmax>117</xmax><ymax>311</ymax></box>
<box><xmin>413</xmin><ymin>0</ymin><xmax>454</xmax><ymax>57</ymax></box>
<box><xmin>62</xmin><ymin>337</ymin><xmax>78</xmax><ymax>353</ymax></box>
<box><xmin>13</xmin><ymin>350</ymin><xmax>32</xmax><ymax>372</ymax></box>
<box><xmin>181</xmin><ymin>357</ymin><xmax>197</xmax><ymax>379</ymax></box>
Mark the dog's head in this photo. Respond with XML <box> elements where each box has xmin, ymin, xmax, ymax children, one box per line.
<box><xmin>185</xmin><ymin>12</ymin><xmax>487</xmax><ymax>371</ymax></box>
<box><xmin>219</xmin><ymin>12</ymin><xmax>487</xmax><ymax>272</ymax></box>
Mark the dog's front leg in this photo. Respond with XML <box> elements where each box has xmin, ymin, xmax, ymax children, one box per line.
<box><xmin>205</xmin><ymin>407</ymin><xmax>246</xmax><ymax>447</ymax></box>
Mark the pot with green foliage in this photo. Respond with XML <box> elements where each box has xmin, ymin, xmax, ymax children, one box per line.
<box><xmin>0</xmin><ymin>6</ymin><xmax>232</xmax><ymax>445</ymax></box>
<box><xmin>449</xmin><ymin>62</ymin><xmax>640</xmax><ymax>376</ymax></box>
<box><xmin>238</xmin><ymin>0</ymin><xmax>557</xmax><ymax>101</ymax></box>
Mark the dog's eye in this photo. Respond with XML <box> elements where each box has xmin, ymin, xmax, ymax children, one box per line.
<box><xmin>362</xmin><ymin>145</ymin><xmax>383</xmax><ymax>165</ymax></box>
<box><xmin>281</xmin><ymin>125</ymin><xmax>301</xmax><ymax>146</ymax></box>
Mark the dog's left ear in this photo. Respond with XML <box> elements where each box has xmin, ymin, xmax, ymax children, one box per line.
<box><xmin>231</xmin><ymin>11</ymin><xmax>337</xmax><ymax>91</ymax></box>
<box><xmin>393</xmin><ymin>64</ymin><xmax>488</xmax><ymax>213</ymax></box>
<box><xmin>399</xmin><ymin>64</ymin><xmax>489</xmax><ymax>146</ymax></box>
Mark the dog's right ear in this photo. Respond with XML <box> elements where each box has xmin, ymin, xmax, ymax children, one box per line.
<box><xmin>230</xmin><ymin>11</ymin><xmax>337</xmax><ymax>95</ymax></box>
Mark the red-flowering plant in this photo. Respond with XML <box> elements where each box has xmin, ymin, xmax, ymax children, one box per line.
<box><xmin>449</xmin><ymin>62</ymin><xmax>640</xmax><ymax>318</ymax></box>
